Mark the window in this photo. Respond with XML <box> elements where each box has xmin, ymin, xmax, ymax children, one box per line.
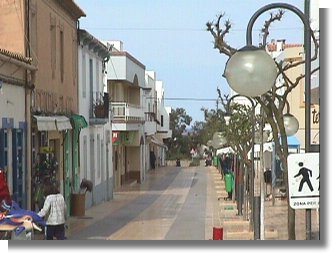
<box><xmin>50</xmin><ymin>15</ymin><xmax>56</xmax><ymax>79</ymax></box>
<box><xmin>96</xmin><ymin>60</ymin><xmax>100</xmax><ymax>92</ymax></box>
<box><xmin>29</xmin><ymin>3</ymin><xmax>38</xmax><ymax>64</ymax></box>
<box><xmin>60</xmin><ymin>29</ymin><xmax>64</xmax><ymax>82</ymax></box>
<box><xmin>161</xmin><ymin>115</ymin><xmax>164</xmax><ymax>127</ymax></box>
<box><xmin>82</xmin><ymin>52</ymin><xmax>86</xmax><ymax>98</ymax></box>
<box><xmin>83</xmin><ymin>136</ymin><xmax>88</xmax><ymax>179</ymax></box>
<box><xmin>89</xmin><ymin>59</ymin><xmax>93</xmax><ymax>115</ymax></box>
<box><xmin>0</xmin><ymin>129</ymin><xmax>8</xmax><ymax>168</ymax></box>
<box><xmin>90</xmin><ymin>134</ymin><xmax>95</xmax><ymax>182</ymax></box>
<box><xmin>89</xmin><ymin>59</ymin><xmax>93</xmax><ymax>91</ymax></box>
<box><xmin>97</xmin><ymin>134</ymin><xmax>101</xmax><ymax>179</ymax></box>
<box><xmin>114</xmin><ymin>151</ymin><xmax>118</xmax><ymax>171</ymax></box>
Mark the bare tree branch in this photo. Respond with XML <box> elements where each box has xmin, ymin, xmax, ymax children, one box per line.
<box><xmin>261</xmin><ymin>10</ymin><xmax>285</xmax><ymax>47</ymax></box>
<box><xmin>206</xmin><ymin>13</ymin><xmax>238</xmax><ymax>56</ymax></box>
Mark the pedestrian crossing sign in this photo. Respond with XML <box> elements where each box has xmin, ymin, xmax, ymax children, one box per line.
<box><xmin>288</xmin><ymin>153</ymin><xmax>319</xmax><ymax>209</ymax></box>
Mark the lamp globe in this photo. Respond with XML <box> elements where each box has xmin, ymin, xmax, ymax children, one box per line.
<box><xmin>224</xmin><ymin>46</ymin><xmax>277</xmax><ymax>97</ymax></box>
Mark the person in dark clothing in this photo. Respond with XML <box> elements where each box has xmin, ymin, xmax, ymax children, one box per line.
<box><xmin>219</xmin><ymin>154</ymin><xmax>233</xmax><ymax>201</ymax></box>
<box><xmin>150</xmin><ymin>150</ymin><xmax>156</xmax><ymax>169</ymax></box>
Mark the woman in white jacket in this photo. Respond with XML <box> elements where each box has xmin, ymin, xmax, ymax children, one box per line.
<box><xmin>38</xmin><ymin>186</ymin><xmax>67</xmax><ymax>240</ymax></box>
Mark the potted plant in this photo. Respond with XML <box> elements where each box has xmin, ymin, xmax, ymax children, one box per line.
<box><xmin>94</xmin><ymin>98</ymin><xmax>106</xmax><ymax>118</ymax></box>
<box><xmin>71</xmin><ymin>179</ymin><xmax>93</xmax><ymax>217</ymax></box>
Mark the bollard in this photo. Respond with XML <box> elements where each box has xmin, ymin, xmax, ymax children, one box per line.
<box><xmin>213</xmin><ymin>227</ymin><xmax>224</xmax><ymax>240</ymax></box>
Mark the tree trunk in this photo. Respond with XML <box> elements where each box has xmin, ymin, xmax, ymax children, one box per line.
<box><xmin>282</xmin><ymin>155</ymin><xmax>296</xmax><ymax>240</ymax></box>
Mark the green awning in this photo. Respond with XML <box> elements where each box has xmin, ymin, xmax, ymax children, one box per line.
<box><xmin>70</xmin><ymin>114</ymin><xmax>88</xmax><ymax>130</ymax></box>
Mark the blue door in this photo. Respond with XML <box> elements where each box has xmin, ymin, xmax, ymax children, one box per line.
<box><xmin>0</xmin><ymin>129</ymin><xmax>7</xmax><ymax>169</ymax></box>
<box><xmin>12</xmin><ymin>129</ymin><xmax>26</xmax><ymax>208</ymax></box>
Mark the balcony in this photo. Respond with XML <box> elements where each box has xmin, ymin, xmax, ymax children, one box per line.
<box><xmin>89</xmin><ymin>92</ymin><xmax>110</xmax><ymax>125</ymax></box>
<box><xmin>107</xmin><ymin>51</ymin><xmax>145</xmax><ymax>85</ymax></box>
<box><xmin>111</xmin><ymin>102</ymin><xmax>144</xmax><ymax>124</ymax></box>
<box><xmin>144</xmin><ymin>112</ymin><xmax>159</xmax><ymax>136</ymax></box>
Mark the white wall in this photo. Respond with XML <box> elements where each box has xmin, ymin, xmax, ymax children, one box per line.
<box><xmin>78</xmin><ymin>40</ymin><xmax>113</xmax><ymax>205</ymax></box>
<box><xmin>0</xmin><ymin>84</ymin><xmax>25</xmax><ymax>123</ymax></box>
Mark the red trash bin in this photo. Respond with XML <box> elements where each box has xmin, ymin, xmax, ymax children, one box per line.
<box><xmin>213</xmin><ymin>227</ymin><xmax>224</xmax><ymax>240</ymax></box>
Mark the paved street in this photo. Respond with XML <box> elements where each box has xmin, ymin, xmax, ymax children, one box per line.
<box><xmin>67</xmin><ymin>166</ymin><xmax>214</xmax><ymax>240</ymax></box>
<box><xmin>63</xmin><ymin>165</ymin><xmax>319</xmax><ymax>240</ymax></box>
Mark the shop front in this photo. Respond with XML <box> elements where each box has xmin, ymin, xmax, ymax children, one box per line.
<box><xmin>31</xmin><ymin>115</ymin><xmax>72</xmax><ymax>211</ymax></box>
<box><xmin>112</xmin><ymin>131</ymin><xmax>143</xmax><ymax>188</ymax></box>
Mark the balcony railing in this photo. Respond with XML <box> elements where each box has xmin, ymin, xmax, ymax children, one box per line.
<box><xmin>111</xmin><ymin>102</ymin><xmax>144</xmax><ymax>122</ymax></box>
<box><xmin>89</xmin><ymin>91</ymin><xmax>109</xmax><ymax>125</ymax></box>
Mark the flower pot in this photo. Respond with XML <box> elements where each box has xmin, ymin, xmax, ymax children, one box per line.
<box><xmin>94</xmin><ymin>105</ymin><xmax>105</xmax><ymax>118</ymax></box>
<box><xmin>70</xmin><ymin>193</ymin><xmax>85</xmax><ymax>217</ymax></box>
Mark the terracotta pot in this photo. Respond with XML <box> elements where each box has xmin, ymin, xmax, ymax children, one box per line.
<box><xmin>94</xmin><ymin>105</ymin><xmax>105</xmax><ymax>118</ymax></box>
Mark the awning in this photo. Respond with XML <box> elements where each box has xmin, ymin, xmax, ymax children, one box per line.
<box><xmin>33</xmin><ymin>115</ymin><xmax>72</xmax><ymax>131</ymax></box>
<box><xmin>216</xmin><ymin>146</ymin><xmax>234</xmax><ymax>155</ymax></box>
<box><xmin>280</xmin><ymin>135</ymin><xmax>300</xmax><ymax>147</ymax></box>
<box><xmin>150</xmin><ymin>136</ymin><xmax>167</xmax><ymax>149</ymax></box>
<box><xmin>70</xmin><ymin>114</ymin><xmax>88</xmax><ymax>130</ymax></box>
<box><xmin>33</xmin><ymin>116</ymin><xmax>57</xmax><ymax>131</ymax></box>
<box><xmin>55</xmin><ymin>116</ymin><xmax>72</xmax><ymax>131</ymax></box>
<box><xmin>287</xmin><ymin>135</ymin><xmax>300</xmax><ymax>147</ymax></box>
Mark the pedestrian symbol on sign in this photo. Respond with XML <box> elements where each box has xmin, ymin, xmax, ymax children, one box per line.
<box><xmin>294</xmin><ymin>162</ymin><xmax>314</xmax><ymax>192</ymax></box>
<box><xmin>288</xmin><ymin>153</ymin><xmax>319</xmax><ymax>209</ymax></box>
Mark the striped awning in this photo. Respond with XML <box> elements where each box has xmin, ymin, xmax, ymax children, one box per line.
<box><xmin>33</xmin><ymin>115</ymin><xmax>72</xmax><ymax>131</ymax></box>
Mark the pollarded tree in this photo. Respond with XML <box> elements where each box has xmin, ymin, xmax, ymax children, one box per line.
<box><xmin>207</xmin><ymin>9</ymin><xmax>319</xmax><ymax>240</ymax></box>
<box><xmin>166</xmin><ymin>108</ymin><xmax>192</xmax><ymax>159</ymax></box>
<box><xmin>200</xmin><ymin>106</ymin><xmax>226</xmax><ymax>144</ymax></box>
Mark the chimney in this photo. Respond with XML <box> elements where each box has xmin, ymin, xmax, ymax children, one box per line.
<box><xmin>106</xmin><ymin>40</ymin><xmax>123</xmax><ymax>51</ymax></box>
<box><xmin>277</xmin><ymin>39</ymin><xmax>286</xmax><ymax>51</ymax></box>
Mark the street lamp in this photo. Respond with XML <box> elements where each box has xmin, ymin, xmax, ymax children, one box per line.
<box><xmin>283</xmin><ymin>99</ymin><xmax>300</xmax><ymax>137</ymax></box>
<box><xmin>222</xmin><ymin>2</ymin><xmax>312</xmax><ymax>240</ymax></box>
<box><xmin>224</xmin><ymin>45</ymin><xmax>277</xmax><ymax>97</ymax></box>
<box><xmin>225</xmin><ymin>94</ymin><xmax>257</xmax><ymax>232</ymax></box>
<box><xmin>283</xmin><ymin>113</ymin><xmax>299</xmax><ymax>137</ymax></box>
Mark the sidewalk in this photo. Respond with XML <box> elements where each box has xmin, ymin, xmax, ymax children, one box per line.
<box><xmin>208</xmin><ymin>166</ymin><xmax>320</xmax><ymax>240</ymax></box>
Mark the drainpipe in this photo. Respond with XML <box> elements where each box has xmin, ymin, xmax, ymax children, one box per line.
<box><xmin>24</xmin><ymin>68</ymin><xmax>36</xmax><ymax>211</ymax></box>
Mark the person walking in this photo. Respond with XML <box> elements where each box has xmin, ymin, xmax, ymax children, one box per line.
<box><xmin>150</xmin><ymin>150</ymin><xmax>156</xmax><ymax>169</ymax></box>
<box><xmin>38</xmin><ymin>185</ymin><xmax>67</xmax><ymax>240</ymax></box>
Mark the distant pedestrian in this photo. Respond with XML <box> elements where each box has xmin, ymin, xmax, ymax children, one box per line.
<box><xmin>38</xmin><ymin>185</ymin><xmax>67</xmax><ymax>240</ymax></box>
<box><xmin>150</xmin><ymin>150</ymin><xmax>156</xmax><ymax>169</ymax></box>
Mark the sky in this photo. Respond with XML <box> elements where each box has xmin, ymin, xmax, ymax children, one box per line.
<box><xmin>75</xmin><ymin>0</ymin><xmax>313</xmax><ymax>125</ymax></box>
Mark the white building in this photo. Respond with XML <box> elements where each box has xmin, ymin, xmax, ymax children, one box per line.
<box><xmin>78</xmin><ymin>29</ymin><xmax>113</xmax><ymax>208</ymax></box>
<box><xmin>144</xmin><ymin>72</ymin><xmax>172</xmax><ymax>169</ymax></box>
<box><xmin>155</xmin><ymin>80</ymin><xmax>172</xmax><ymax>166</ymax></box>
<box><xmin>104</xmin><ymin>41</ymin><xmax>172</xmax><ymax>189</ymax></box>
<box><xmin>106</xmin><ymin>41</ymin><xmax>146</xmax><ymax>188</ymax></box>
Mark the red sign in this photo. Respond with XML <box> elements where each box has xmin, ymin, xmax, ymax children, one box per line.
<box><xmin>112</xmin><ymin>132</ymin><xmax>120</xmax><ymax>144</ymax></box>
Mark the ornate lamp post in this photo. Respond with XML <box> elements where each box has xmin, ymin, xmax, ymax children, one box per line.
<box><xmin>222</xmin><ymin>2</ymin><xmax>312</xmax><ymax>240</ymax></box>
